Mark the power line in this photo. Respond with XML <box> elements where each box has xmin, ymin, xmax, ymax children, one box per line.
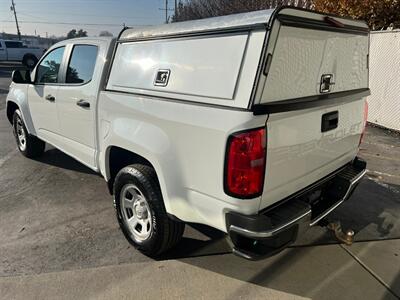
<box><xmin>0</xmin><ymin>20</ymin><xmax>151</xmax><ymax>27</ymax></box>
<box><xmin>11</xmin><ymin>0</ymin><xmax>116</xmax><ymax>2</ymax></box>
<box><xmin>17</xmin><ymin>10</ymin><xmax>157</xmax><ymax>20</ymax></box>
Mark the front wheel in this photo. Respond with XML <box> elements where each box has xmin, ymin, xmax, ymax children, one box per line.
<box><xmin>114</xmin><ymin>164</ymin><xmax>185</xmax><ymax>257</ymax></box>
<box><xmin>13</xmin><ymin>110</ymin><xmax>45</xmax><ymax>158</ymax></box>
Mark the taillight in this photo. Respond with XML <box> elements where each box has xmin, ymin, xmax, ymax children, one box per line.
<box><xmin>359</xmin><ymin>100</ymin><xmax>368</xmax><ymax>147</ymax></box>
<box><xmin>224</xmin><ymin>127</ymin><xmax>266</xmax><ymax>198</ymax></box>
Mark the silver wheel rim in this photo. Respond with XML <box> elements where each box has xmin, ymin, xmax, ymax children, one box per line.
<box><xmin>121</xmin><ymin>184</ymin><xmax>153</xmax><ymax>242</ymax></box>
<box><xmin>15</xmin><ymin>115</ymin><xmax>27</xmax><ymax>151</ymax></box>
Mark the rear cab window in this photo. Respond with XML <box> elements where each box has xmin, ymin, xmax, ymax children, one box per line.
<box><xmin>66</xmin><ymin>45</ymin><xmax>98</xmax><ymax>84</ymax></box>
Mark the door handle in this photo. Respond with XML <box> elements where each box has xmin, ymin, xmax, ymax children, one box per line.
<box><xmin>45</xmin><ymin>94</ymin><xmax>55</xmax><ymax>102</ymax></box>
<box><xmin>76</xmin><ymin>99</ymin><xmax>90</xmax><ymax>108</ymax></box>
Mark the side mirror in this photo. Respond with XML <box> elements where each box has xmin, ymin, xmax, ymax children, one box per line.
<box><xmin>12</xmin><ymin>69</ymin><xmax>32</xmax><ymax>84</ymax></box>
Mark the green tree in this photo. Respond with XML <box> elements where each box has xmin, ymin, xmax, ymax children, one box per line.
<box><xmin>99</xmin><ymin>30</ymin><xmax>113</xmax><ymax>37</ymax></box>
<box><xmin>77</xmin><ymin>29</ymin><xmax>88</xmax><ymax>37</ymax></box>
<box><xmin>314</xmin><ymin>0</ymin><xmax>400</xmax><ymax>30</ymax></box>
<box><xmin>66</xmin><ymin>29</ymin><xmax>88</xmax><ymax>39</ymax></box>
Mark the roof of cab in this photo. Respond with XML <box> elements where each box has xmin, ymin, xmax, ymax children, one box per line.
<box><xmin>119</xmin><ymin>9</ymin><xmax>274</xmax><ymax>41</ymax></box>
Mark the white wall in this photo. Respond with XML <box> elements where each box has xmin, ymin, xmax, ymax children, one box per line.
<box><xmin>367</xmin><ymin>30</ymin><xmax>400</xmax><ymax>131</ymax></box>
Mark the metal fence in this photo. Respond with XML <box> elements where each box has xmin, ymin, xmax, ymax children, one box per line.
<box><xmin>367</xmin><ymin>30</ymin><xmax>400</xmax><ymax>131</ymax></box>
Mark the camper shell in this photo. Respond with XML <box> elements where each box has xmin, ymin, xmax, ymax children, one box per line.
<box><xmin>107</xmin><ymin>7</ymin><xmax>369</xmax><ymax>111</ymax></box>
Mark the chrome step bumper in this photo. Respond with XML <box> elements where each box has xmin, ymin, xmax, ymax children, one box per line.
<box><xmin>226</xmin><ymin>157</ymin><xmax>367</xmax><ymax>260</ymax></box>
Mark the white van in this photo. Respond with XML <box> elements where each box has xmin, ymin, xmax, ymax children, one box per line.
<box><xmin>6</xmin><ymin>7</ymin><xmax>369</xmax><ymax>259</ymax></box>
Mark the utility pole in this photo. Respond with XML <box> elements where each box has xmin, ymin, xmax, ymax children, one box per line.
<box><xmin>174</xmin><ymin>0</ymin><xmax>179</xmax><ymax>22</ymax></box>
<box><xmin>10</xmin><ymin>0</ymin><xmax>21</xmax><ymax>40</ymax></box>
<box><xmin>175</xmin><ymin>0</ymin><xmax>178</xmax><ymax>16</ymax></box>
<box><xmin>165</xmin><ymin>0</ymin><xmax>168</xmax><ymax>24</ymax></box>
<box><xmin>158</xmin><ymin>0</ymin><xmax>173</xmax><ymax>24</ymax></box>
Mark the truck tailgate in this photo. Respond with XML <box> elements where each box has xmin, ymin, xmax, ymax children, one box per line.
<box><xmin>255</xmin><ymin>8</ymin><xmax>369</xmax><ymax>209</ymax></box>
<box><xmin>261</xmin><ymin>99</ymin><xmax>365</xmax><ymax>209</ymax></box>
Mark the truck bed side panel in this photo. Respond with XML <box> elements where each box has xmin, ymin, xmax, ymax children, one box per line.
<box><xmin>98</xmin><ymin>91</ymin><xmax>268</xmax><ymax>231</ymax></box>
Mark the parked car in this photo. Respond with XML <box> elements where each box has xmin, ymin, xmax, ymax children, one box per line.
<box><xmin>5</xmin><ymin>7</ymin><xmax>370</xmax><ymax>260</ymax></box>
<box><xmin>0</xmin><ymin>39</ymin><xmax>44</xmax><ymax>68</ymax></box>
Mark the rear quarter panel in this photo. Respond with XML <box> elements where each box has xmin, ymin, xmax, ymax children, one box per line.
<box><xmin>97</xmin><ymin>91</ymin><xmax>267</xmax><ymax>231</ymax></box>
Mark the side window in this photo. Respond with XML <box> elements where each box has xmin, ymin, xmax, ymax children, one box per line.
<box><xmin>66</xmin><ymin>45</ymin><xmax>98</xmax><ymax>84</ymax></box>
<box><xmin>5</xmin><ymin>41</ymin><xmax>22</xmax><ymax>48</ymax></box>
<box><xmin>36</xmin><ymin>47</ymin><xmax>65</xmax><ymax>84</ymax></box>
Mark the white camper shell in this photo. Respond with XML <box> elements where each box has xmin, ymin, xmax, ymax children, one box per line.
<box><xmin>108</xmin><ymin>7</ymin><xmax>369</xmax><ymax>108</ymax></box>
<box><xmin>7</xmin><ymin>7</ymin><xmax>370</xmax><ymax>260</ymax></box>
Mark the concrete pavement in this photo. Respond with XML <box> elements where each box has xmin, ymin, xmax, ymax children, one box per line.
<box><xmin>0</xmin><ymin>65</ymin><xmax>399</xmax><ymax>299</ymax></box>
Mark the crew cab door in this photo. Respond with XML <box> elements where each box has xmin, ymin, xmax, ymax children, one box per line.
<box><xmin>28</xmin><ymin>46</ymin><xmax>66</xmax><ymax>145</ymax></box>
<box><xmin>0</xmin><ymin>41</ymin><xmax>6</xmax><ymax>60</ymax></box>
<box><xmin>55</xmin><ymin>43</ymin><xmax>99</xmax><ymax>169</ymax></box>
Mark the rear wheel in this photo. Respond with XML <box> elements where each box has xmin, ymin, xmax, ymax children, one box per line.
<box><xmin>114</xmin><ymin>164</ymin><xmax>185</xmax><ymax>257</ymax></box>
<box><xmin>13</xmin><ymin>110</ymin><xmax>45</xmax><ymax>158</ymax></box>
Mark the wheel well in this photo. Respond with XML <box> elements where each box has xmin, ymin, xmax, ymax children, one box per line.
<box><xmin>107</xmin><ymin>146</ymin><xmax>154</xmax><ymax>194</ymax></box>
<box><xmin>6</xmin><ymin>101</ymin><xmax>18</xmax><ymax>125</ymax></box>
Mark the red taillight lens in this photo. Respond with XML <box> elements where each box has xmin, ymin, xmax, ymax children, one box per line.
<box><xmin>225</xmin><ymin>127</ymin><xmax>266</xmax><ymax>198</ymax></box>
<box><xmin>359</xmin><ymin>100</ymin><xmax>368</xmax><ymax>147</ymax></box>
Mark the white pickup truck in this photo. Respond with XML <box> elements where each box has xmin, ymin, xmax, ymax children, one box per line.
<box><xmin>6</xmin><ymin>7</ymin><xmax>369</xmax><ymax>260</ymax></box>
<box><xmin>0</xmin><ymin>39</ymin><xmax>44</xmax><ymax>68</ymax></box>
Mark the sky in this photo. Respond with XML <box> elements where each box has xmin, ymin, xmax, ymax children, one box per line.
<box><xmin>0</xmin><ymin>0</ymin><xmax>170</xmax><ymax>38</ymax></box>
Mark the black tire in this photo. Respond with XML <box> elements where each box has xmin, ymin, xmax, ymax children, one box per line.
<box><xmin>12</xmin><ymin>109</ymin><xmax>45</xmax><ymax>158</ymax></box>
<box><xmin>114</xmin><ymin>164</ymin><xmax>185</xmax><ymax>257</ymax></box>
<box><xmin>22</xmin><ymin>54</ymin><xmax>38</xmax><ymax>69</ymax></box>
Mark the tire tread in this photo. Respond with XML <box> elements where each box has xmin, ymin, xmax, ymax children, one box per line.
<box><xmin>114</xmin><ymin>164</ymin><xmax>184</xmax><ymax>257</ymax></box>
<box><xmin>13</xmin><ymin>110</ymin><xmax>45</xmax><ymax>158</ymax></box>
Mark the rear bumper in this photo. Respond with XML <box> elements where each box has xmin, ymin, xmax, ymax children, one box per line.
<box><xmin>226</xmin><ymin>157</ymin><xmax>367</xmax><ymax>260</ymax></box>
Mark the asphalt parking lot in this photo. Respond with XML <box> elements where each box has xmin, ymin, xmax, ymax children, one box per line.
<box><xmin>0</xmin><ymin>64</ymin><xmax>399</xmax><ymax>299</ymax></box>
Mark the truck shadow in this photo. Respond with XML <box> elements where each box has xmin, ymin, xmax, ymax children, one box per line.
<box><xmin>36</xmin><ymin>147</ymin><xmax>98</xmax><ymax>175</ymax></box>
<box><xmin>163</xmin><ymin>178</ymin><xmax>400</xmax><ymax>258</ymax></box>
<box><xmin>26</xmin><ymin>147</ymin><xmax>400</xmax><ymax>297</ymax></box>
<box><xmin>34</xmin><ymin>147</ymin><xmax>400</xmax><ymax>259</ymax></box>
<box><xmin>166</xmin><ymin>178</ymin><xmax>400</xmax><ymax>298</ymax></box>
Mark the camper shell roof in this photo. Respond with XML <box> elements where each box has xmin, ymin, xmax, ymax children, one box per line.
<box><xmin>119</xmin><ymin>9</ymin><xmax>274</xmax><ymax>41</ymax></box>
<box><xmin>118</xmin><ymin>7</ymin><xmax>369</xmax><ymax>42</ymax></box>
